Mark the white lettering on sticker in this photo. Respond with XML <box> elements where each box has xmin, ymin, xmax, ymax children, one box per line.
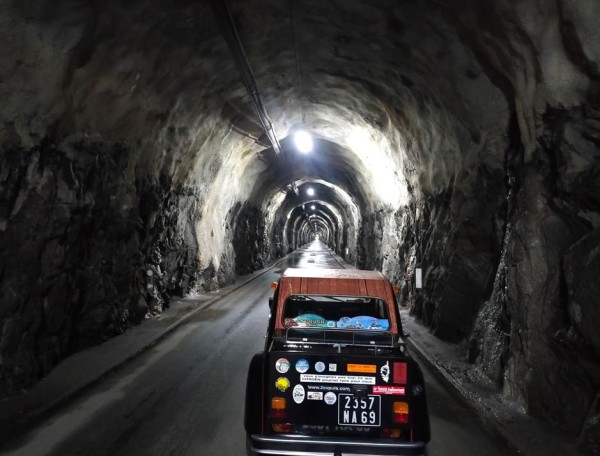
<box><xmin>300</xmin><ymin>374</ymin><xmax>376</xmax><ymax>385</ymax></box>
<box><xmin>373</xmin><ymin>385</ymin><xmax>405</xmax><ymax>395</ymax></box>
<box><xmin>380</xmin><ymin>361</ymin><xmax>390</xmax><ymax>383</ymax></box>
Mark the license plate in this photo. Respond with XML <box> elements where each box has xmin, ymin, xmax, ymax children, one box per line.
<box><xmin>337</xmin><ymin>394</ymin><xmax>381</xmax><ymax>426</ymax></box>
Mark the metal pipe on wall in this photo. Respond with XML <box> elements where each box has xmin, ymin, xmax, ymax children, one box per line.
<box><xmin>210</xmin><ymin>0</ymin><xmax>282</xmax><ymax>156</ymax></box>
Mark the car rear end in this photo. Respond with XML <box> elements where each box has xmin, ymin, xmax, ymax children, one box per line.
<box><xmin>246</xmin><ymin>270</ymin><xmax>430</xmax><ymax>455</ymax></box>
<box><xmin>248</xmin><ymin>343</ymin><xmax>429</xmax><ymax>456</ymax></box>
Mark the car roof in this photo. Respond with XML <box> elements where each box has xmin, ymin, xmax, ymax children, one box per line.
<box><xmin>278</xmin><ymin>268</ymin><xmax>391</xmax><ymax>298</ymax></box>
<box><xmin>281</xmin><ymin>268</ymin><xmax>387</xmax><ymax>281</ymax></box>
<box><xmin>275</xmin><ymin>268</ymin><xmax>399</xmax><ymax>333</ymax></box>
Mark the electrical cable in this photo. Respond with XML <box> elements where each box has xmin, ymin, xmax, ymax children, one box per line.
<box><xmin>210</xmin><ymin>0</ymin><xmax>282</xmax><ymax>156</ymax></box>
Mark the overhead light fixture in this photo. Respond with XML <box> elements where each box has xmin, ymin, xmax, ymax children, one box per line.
<box><xmin>306</xmin><ymin>187</ymin><xmax>315</xmax><ymax>196</ymax></box>
<box><xmin>310</xmin><ymin>205</ymin><xmax>315</xmax><ymax>210</ymax></box>
<box><xmin>294</xmin><ymin>130</ymin><xmax>313</xmax><ymax>153</ymax></box>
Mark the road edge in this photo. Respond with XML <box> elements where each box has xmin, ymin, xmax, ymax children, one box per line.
<box><xmin>0</xmin><ymin>253</ymin><xmax>292</xmax><ymax>445</ymax></box>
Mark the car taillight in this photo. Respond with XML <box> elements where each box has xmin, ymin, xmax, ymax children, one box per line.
<box><xmin>393</xmin><ymin>401</ymin><xmax>409</xmax><ymax>424</ymax></box>
<box><xmin>271</xmin><ymin>396</ymin><xmax>286</xmax><ymax>419</ymax></box>
<box><xmin>381</xmin><ymin>428</ymin><xmax>402</xmax><ymax>438</ymax></box>
<box><xmin>272</xmin><ymin>423</ymin><xmax>293</xmax><ymax>433</ymax></box>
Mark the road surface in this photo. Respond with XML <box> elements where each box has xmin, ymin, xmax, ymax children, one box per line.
<box><xmin>0</xmin><ymin>241</ymin><xmax>517</xmax><ymax>456</ymax></box>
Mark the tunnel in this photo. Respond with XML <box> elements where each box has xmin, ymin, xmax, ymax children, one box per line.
<box><xmin>0</xmin><ymin>0</ymin><xmax>599</xmax><ymax>451</ymax></box>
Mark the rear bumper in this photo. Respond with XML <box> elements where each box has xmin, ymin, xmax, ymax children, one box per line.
<box><xmin>247</xmin><ymin>434</ymin><xmax>427</xmax><ymax>456</ymax></box>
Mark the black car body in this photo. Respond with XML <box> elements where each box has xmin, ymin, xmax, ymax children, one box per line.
<box><xmin>245</xmin><ymin>268</ymin><xmax>430</xmax><ymax>456</ymax></box>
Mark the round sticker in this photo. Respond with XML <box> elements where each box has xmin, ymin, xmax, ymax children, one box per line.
<box><xmin>295</xmin><ymin>359</ymin><xmax>309</xmax><ymax>373</ymax></box>
<box><xmin>275</xmin><ymin>377</ymin><xmax>290</xmax><ymax>392</ymax></box>
<box><xmin>315</xmin><ymin>361</ymin><xmax>326</xmax><ymax>373</ymax></box>
<box><xmin>292</xmin><ymin>384</ymin><xmax>306</xmax><ymax>404</ymax></box>
<box><xmin>276</xmin><ymin>358</ymin><xmax>290</xmax><ymax>374</ymax></box>
<box><xmin>324</xmin><ymin>391</ymin><xmax>337</xmax><ymax>405</ymax></box>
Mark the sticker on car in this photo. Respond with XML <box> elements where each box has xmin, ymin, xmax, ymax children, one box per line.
<box><xmin>347</xmin><ymin>364</ymin><xmax>376</xmax><ymax>373</ymax></box>
<box><xmin>275</xmin><ymin>377</ymin><xmax>290</xmax><ymax>392</ymax></box>
<box><xmin>372</xmin><ymin>385</ymin><xmax>405</xmax><ymax>395</ymax></box>
<box><xmin>293</xmin><ymin>384</ymin><xmax>306</xmax><ymax>403</ymax></box>
<box><xmin>300</xmin><ymin>374</ymin><xmax>376</xmax><ymax>385</ymax></box>
<box><xmin>324</xmin><ymin>392</ymin><xmax>337</xmax><ymax>405</ymax></box>
<box><xmin>295</xmin><ymin>359</ymin><xmax>310</xmax><ymax>373</ymax></box>
<box><xmin>380</xmin><ymin>361</ymin><xmax>390</xmax><ymax>383</ymax></box>
<box><xmin>275</xmin><ymin>358</ymin><xmax>290</xmax><ymax>373</ymax></box>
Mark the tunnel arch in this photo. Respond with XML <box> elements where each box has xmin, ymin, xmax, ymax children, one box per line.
<box><xmin>274</xmin><ymin>181</ymin><xmax>361</xmax><ymax>261</ymax></box>
<box><xmin>286</xmin><ymin>202</ymin><xmax>340</xmax><ymax>251</ymax></box>
<box><xmin>299</xmin><ymin>216</ymin><xmax>330</xmax><ymax>245</ymax></box>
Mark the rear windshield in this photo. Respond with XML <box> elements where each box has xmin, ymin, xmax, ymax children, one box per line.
<box><xmin>283</xmin><ymin>295</ymin><xmax>389</xmax><ymax>331</ymax></box>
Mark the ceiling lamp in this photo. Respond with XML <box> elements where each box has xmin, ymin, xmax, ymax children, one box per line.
<box><xmin>306</xmin><ymin>187</ymin><xmax>315</xmax><ymax>196</ymax></box>
<box><xmin>294</xmin><ymin>130</ymin><xmax>313</xmax><ymax>153</ymax></box>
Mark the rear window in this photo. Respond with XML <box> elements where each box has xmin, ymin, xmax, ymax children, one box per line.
<box><xmin>283</xmin><ymin>295</ymin><xmax>389</xmax><ymax>331</ymax></box>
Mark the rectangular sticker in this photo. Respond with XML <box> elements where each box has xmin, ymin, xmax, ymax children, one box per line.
<box><xmin>300</xmin><ymin>374</ymin><xmax>376</xmax><ymax>385</ymax></box>
<box><xmin>373</xmin><ymin>385</ymin><xmax>405</xmax><ymax>395</ymax></box>
<box><xmin>347</xmin><ymin>364</ymin><xmax>377</xmax><ymax>373</ymax></box>
<box><xmin>393</xmin><ymin>362</ymin><xmax>407</xmax><ymax>384</ymax></box>
<box><xmin>307</xmin><ymin>384</ymin><xmax>352</xmax><ymax>393</ymax></box>
<box><xmin>307</xmin><ymin>392</ymin><xmax>323</xmax><ymax>400</ymax></box>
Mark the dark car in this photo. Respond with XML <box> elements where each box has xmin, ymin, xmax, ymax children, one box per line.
<box><xmin>244</xmin><ymin>268</ymin><xmax>430</xmax><ymax>456</ymax></box>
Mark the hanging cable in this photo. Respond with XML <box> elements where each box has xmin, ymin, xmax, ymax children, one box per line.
<box><xmin>210</xmin><ymin>0</ymin><xmax>282</xmax><ymax>156</ymax></box>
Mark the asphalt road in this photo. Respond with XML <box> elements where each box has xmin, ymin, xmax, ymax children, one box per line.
<box><xmin>1</xmin><ymin>241</ymin><xmax>518</xmax><ymax>456</ymax></box>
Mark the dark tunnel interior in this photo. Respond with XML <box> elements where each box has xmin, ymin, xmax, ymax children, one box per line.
<box><xmin>0</xmin><ymin>0</ymin><xmax>599</xmax><ymax>450</ymax></box>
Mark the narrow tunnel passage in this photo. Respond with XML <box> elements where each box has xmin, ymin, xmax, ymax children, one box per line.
<box><xmin>0</xmin><ymin>0</ymin><xmax>599</xmax><ymax>453</ymax></box>
<box><xmin>0</xmin><ymin>243</ymin><xmax>513</xmax><ymax>456</ymax></box>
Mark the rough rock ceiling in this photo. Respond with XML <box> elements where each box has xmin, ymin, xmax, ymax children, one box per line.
<box><xmin>2</xmin><ymin>0</ymin><xmax>506</xmax><ymax>251</ymax></box>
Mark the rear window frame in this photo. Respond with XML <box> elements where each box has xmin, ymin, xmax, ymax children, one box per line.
<box><xmin>281</xmin><ymin>293</ymin><xmax>391</xmax><ymax>331</ymax></box>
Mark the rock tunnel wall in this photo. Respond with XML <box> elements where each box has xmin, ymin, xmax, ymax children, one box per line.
<box><xmin>0</xmin><ymin>0</ymin><xmax>272</xmax><ymax>399</ymax></box>
<box><xmin>357</xmin><ymin>3</ymin><xmax>600</xmax><ymax>448</ymax></box>
<box><xmin>0</xmin><ymin>136</ymin><xmax>206</xmax><ymax>397</ymax></box>
<box><xmin>0</xmin><ymin>132</ymin><xmax>278</xmax><ymax>398</ymax></box>
<box><xmin>229</xmin><ymin>202</ymin><xmax>267</xmax><ymax>275</ymax></box>
<box><xmin>361</xmin><ymin>102</ymin><xmax>600</xmax><ymax>447</ymax></box>
<box><xmin>499</xmin><ymin>102</ymin><xmax>600</xmax><ymax>443</ymax></box>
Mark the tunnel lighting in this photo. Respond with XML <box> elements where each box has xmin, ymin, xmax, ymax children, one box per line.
<box><xmin>347</xmin><ymin>127</ymin><xmax>405</xmax><ymax>206</ymax></box>
<box><xmin>306</xmin><ymin>187</ymin><xmax>315</xmax><ymax>196</ymax></box>
<box><xmin>294</xmin><ymin>130</ymin><xmax>313</xmax><ymax>153</ymax></box>
<box><xmin>310</xmin><ymin>205</ymin><xmax>315</xmax><ymax>210</ymax></box>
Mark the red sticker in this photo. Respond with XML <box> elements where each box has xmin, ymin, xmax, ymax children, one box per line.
<box><xmin>373</xmin><ymin>385</ymin><xmax>405</xmax><ymax>395</ymax></box>
<box><xmin>393</xmin><ymin>362</ymin><xmax>407</xmax><ymax>384</ymax></box>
